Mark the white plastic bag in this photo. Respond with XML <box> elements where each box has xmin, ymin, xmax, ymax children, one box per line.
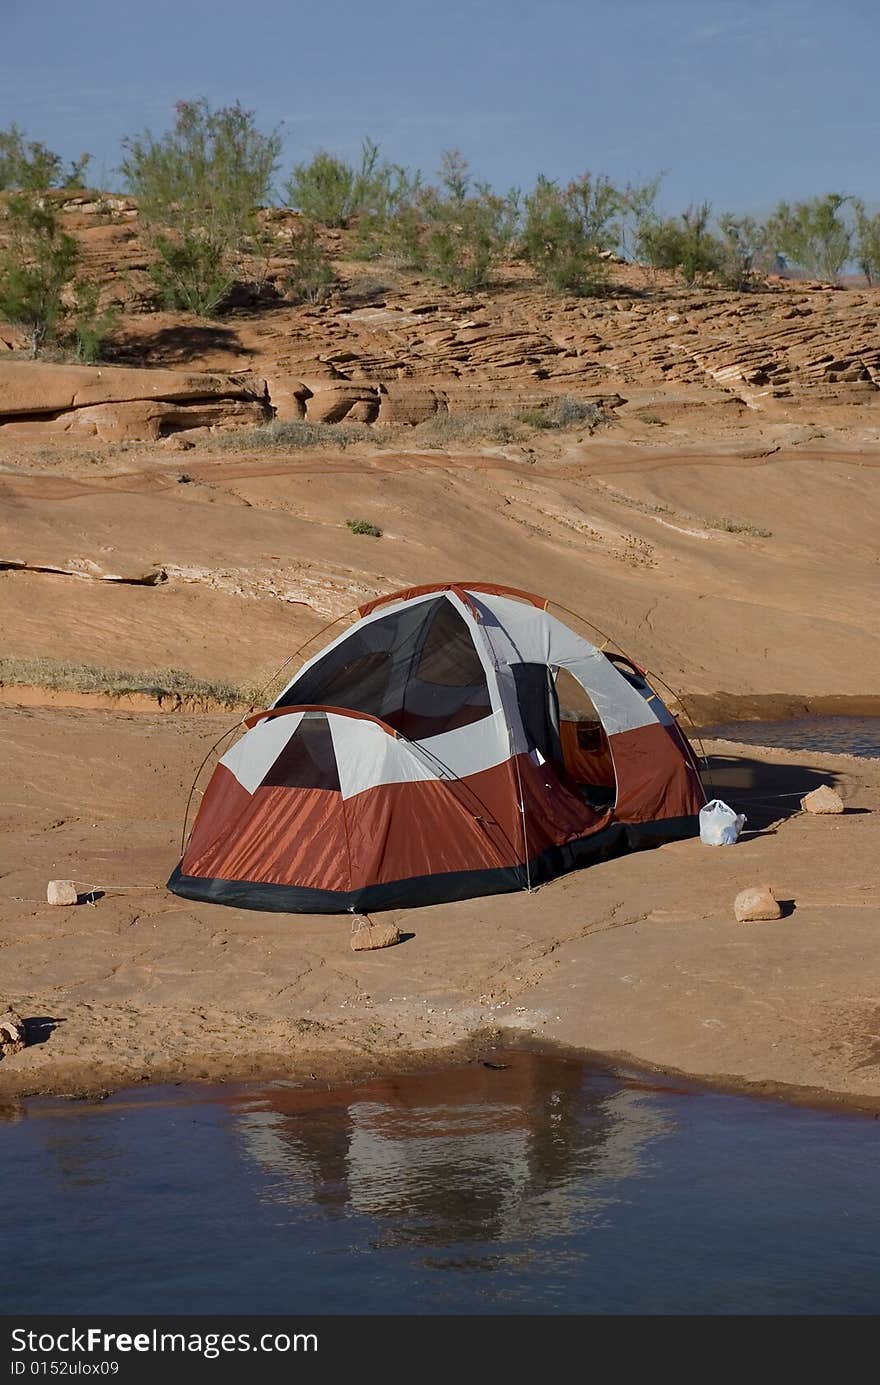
<box><xmin>699</xmin><ymin>798</ymin><xmax>746</xmax><ymax>846</ymax></box>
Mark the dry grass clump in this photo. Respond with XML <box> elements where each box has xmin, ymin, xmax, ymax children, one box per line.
<box><xmin>213</xmin><ymin>419</ymin><xmax>376</xmax><ymax>451</ymax></box>
<box><xmin>704</xmin><ymin>515</ymin><xmax>773</xmax><ymax>538</ymax></box>
<box><xmin>412</xmin><ymin>411</ymin><xmax>522</xmax><ymax>446</ymax></box>
<box><xmin>0</xmin><ymin>657</ymin><xmax>249</xmax><ymax>707</ymax></box>
<box><xmin>209</xmin><ymin>396</ymin><xmax>610</xmax><ymax>455</ymax></box>
<box><xmin>594</xmin><ymin>485</ymin><xmax>672</xmax><ymax>516</ymax></box>
<box><xmin>516</xmin><ymin>396</ymin><xmax>608</xmax><ymax>431</ymax></box>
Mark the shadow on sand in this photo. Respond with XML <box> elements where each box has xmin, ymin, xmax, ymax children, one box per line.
<box><xmin>112</xmin><ymin>324</ymin><xmax>254</xmax><ymax>366</ymax></box>
<box><xmin>701</xmin><ymin>754</ymin><xmax>852</xmax><ymax>832</ymax></box>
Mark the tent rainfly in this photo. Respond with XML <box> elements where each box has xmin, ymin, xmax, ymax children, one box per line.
<box><xmin>168</xmin><ymin>583</ymin><xmax>706</xmax><ymax>913</ymax></box>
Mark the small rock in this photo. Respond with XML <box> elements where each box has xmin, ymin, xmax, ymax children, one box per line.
<box><xmin>47</xmin><ymin>879</ymin><xmax>78</xmax><ymax>906</ymax></box>
<box><xmin>801</xmin><ymin>784</ymin><xmax>844</xmax><ymax>815</ymax></box>
<box><xmin>734</xmin><ymin>885</ymin><xmax>783</xmax><ymax>923</ymax></box>
<box><xmin>0</xmin><ymin>1008</ymin><xmax>25</xmax><ymax>1059</ymax></box>
<box><xmin>350</xmin><ymin>922</ymin><xmax>401</xmax><ymax>952</ymax></box>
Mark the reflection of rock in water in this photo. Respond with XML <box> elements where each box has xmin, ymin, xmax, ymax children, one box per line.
<box><xmin>234</xmin><ymin>1054</ymin><xmax>671</xmax><ymax>1247</ymax></box>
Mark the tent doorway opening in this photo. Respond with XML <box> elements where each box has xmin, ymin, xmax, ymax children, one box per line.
<box><xmin>554</xmin><ymin>667</ymin><xmax>617</xmax><ymax>811</ymax></box>
<box><xmin>511</xmin><ymin>662</ymin><xmax>618</xmax><ymax>812</ymax></box>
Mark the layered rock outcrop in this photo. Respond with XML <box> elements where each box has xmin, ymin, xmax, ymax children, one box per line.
<box><xmin>0</xmin><ymin>361</ymin><xmax>271</xmax><ymax>440</ymax></box>
<box><xmin>268</xmin><ymin>376</ymin><xmax>448</xmax><ymax>425</ymax></box>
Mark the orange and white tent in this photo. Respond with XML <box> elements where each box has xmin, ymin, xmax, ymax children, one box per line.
<box><xmin>169</xmin><ymin>583</ymin><xmax>705</xmax><ymax>913</ymax></box>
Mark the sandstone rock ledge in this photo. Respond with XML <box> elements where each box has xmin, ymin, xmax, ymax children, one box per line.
<box><xmin>0</xmin><ymin>360</ymin><xmax>272</xmax><ymax>441</ymax></box>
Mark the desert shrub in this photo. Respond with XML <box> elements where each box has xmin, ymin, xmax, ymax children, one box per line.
<box><xmin>413</xmin><ymin>411</ymin><xmax>522</xmax><ymax>446</ymax></box>
<box><xmin>0</xmin><ymin>194</ymin><xmax>79</xmax><ymax>354</ymax></box>
<box><xmin>146</xmin><ymin>230</ymin><xmax>237</xmax><ymax>315</ymax></box>
<box><xmin>617</xmin><ymin>176</ymin><xmax>662</xmax><ymax>257</ymax></box>
<box><xmin>214</xmin><ymin>419</ymin><xmax>374</xmax><ymax>451</ymax></box>
<box><xmin>766</xmin><ymin>194</ymin><xmax>851</xmax><ymax>281</ymax></box>
<box><xmin>852</xmin><ymin>199</ymin><xmax>880</xmax><ymax>285</ymax></box>
<box><xmin>517</xmin><ymin>396</ymin><xmax>605</xmax><ymax>430</ymax></box>
<box><xmin>69</xmin><ymin>280</ymin><xmax>119</xmax><ymax>363</ymax></box>
<box><xmin>285</xmin><ymin>138</ymin><xmax>418</xmax><ymax>233</ymax></box>
<box><xmin>286</xmin><ymin>150</ymin><xmax>361</xmax><ymax>228</ymax></box>
<box><xmin>346</xmin><ymin>518</ymin><xmax>382</xmax><ymax>536</ymax></box>
<box><xmin>120</xmin><ymin>99</ymin><xmax>282</xmax><ymax>316</ymax></box>
<box><xmin>715</xmin><ymin>214</ymin><xmax>775</xmax><ymax>289</ymax></box>
<box><xmin>419</xmin><ymin>190</ymin><xmax>516</xmax><ymax>290</ymax></box>
<box><xmin>0</xmin><ymin>124</ymin><xmax>90</xmax><ymax>190</ymax></box>
<box><xmin>521</xmin><ymin>176</ymin><xmax>613</xmax><ymax>295</ymax></box>
<box><xmin>637</xmin><ymin>203</ymin><xmax>722</xmax><ymax>284</ymax></box>
<box><xmin>413</xmin><ymin>151</ymin><xmax>518</xmax><ymax>291</ymax></box>
<box><xmin>284</xmin><ymin>219</ymin><xmax>336</xmax><ymax>303</ymax></box>
<box><xmin>358</xmin><ymin>200</ymin><xmax>424</xmax><ymax>267</ymax></box>
<box><xmin>356</xmin><ymin>151</ymin><xmax>516</xmax><ymax>290</ymax></box>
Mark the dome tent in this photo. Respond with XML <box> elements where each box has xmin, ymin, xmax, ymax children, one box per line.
<box><xmin>168</xmin><ymin>582</ymin><xmax>706</xmax><ymax>913</ymax></box>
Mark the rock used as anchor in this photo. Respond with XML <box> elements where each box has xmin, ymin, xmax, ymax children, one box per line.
<box><xmin>350</xmin><ymin>922</ymin><xmax>402</xmax><ymax>951</ymax></box>
<box><xmin>47</xmin><ymin>880</ymin><xmax>78</xmax><ymax>906</ymax></box>
<box><xmin>0</xmin><ymin>1009</ymin><xmax>25</xmax><ymax>1059</ymax></box>
<box><xmin>734</xmin><ymin>885</ymin><xmax>783</xmax><ymax>922</ymax></box>
<box><xmin>801</xmin><ymin>784</ymin><xmax>844</xmax><ymax>815</ymax></box>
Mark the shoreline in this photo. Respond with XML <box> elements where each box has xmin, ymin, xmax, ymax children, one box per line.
<box><xmin>2</xmin><ymin>718</ymin><xmax>879</xmax><ymax>1124</ymax></box>
<box><xmin>5</xmin><ymin>1028</ymin><xmax>880</xmax><ymax>1121</ymax></box>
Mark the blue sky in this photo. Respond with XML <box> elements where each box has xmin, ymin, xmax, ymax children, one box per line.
<box><xmin>2</xmin><ymin>0</ymin><xmax>878</xmax><ymax>213</ymax></box>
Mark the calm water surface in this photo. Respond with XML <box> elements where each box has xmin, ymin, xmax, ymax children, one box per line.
<box><xmin>2</xmin><ymin>1052</ymin><xmax>878</xmax><ymax>1315</ymax></box>
<box><xmin>699</xmin><ymin>716</ymin><xmax>880</xmax><ymax>760</ymax></box>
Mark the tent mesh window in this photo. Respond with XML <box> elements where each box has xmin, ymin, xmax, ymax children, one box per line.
<box><xmin>262</xmin><ymin>715</ymin><xmax>341</xmax><ymax>790</ymax></box>
<box><xmin>277</xmin><ymin>596</ymin><xmax>492</xmax><ymax>740</ymax></box>
<box><xmin>512</xmin><ymin>663</ymin><xmax>563</xmax><ymax>765</ymax></box>
<box><xmin>553</xmin><ymin>668</ymin><xmax>617</xmax><ymax>809</ymax></box>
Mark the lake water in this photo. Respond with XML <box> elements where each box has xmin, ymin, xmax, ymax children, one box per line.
<box><xmin>2</xmin><ymin>1052</ymin><xmax>879</xmax><ymax>1315</ymax></box>
<box><xmin>698</xmin><ymin>716</ymin><xmax>880</xmax><ymax>760</ymax></box>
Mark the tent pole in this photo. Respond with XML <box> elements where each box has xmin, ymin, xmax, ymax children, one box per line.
<box><xmin>512</xmin><ymin>750</ymin><xmax>533</xmax><ymax>893</ymax></box>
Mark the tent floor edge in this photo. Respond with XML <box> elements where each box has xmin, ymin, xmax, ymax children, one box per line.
<box><xmin>167</xmin><ymin>815</ymin><xmax>699</xmax><ymax>915</ymax></box>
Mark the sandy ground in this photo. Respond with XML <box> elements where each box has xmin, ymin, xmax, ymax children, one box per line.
<box><xmin>1</xmin><ymin>338</ymin><xmax>879</xmax><ymax>1110</ymax></box>
<box><xmin>3</xmin><ymin>425</ymin><xmax>880</xmax><ymax>708</ymax></box>
<box><xmin>1</xmin><ymin>703</ymin><xmax>878</xmax><ymax>1108</ymax></box>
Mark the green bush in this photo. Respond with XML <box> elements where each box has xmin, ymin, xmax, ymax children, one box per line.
<box><xmin>420</xmin><ymin>190</ymin><xmax>517</xmax><ymax>291</ymax></box>
<box><xmin>0</xmin><ymin>124</ymin><xmax>90</xmax><ymax>191</ymax></box>
<box><xmin>716</xmin><ymin>213</ymin><xmax>775</xmax><ymax>289</ymax></box>
<box><xmin>417</xmin><ymin>151</ymin><xmax>519</xmax><ymax>290</ymax></box>
<box><xmin>286</xmin><ymin>150</ymin><xmax>360</xmax><ymax>228</ymax></box>
<box><xmin>766</xmin><ymin>194</ymin><xmax>851</xmax><ymax>281</ymax></box>
<box><xmin>853</xmin><ymin>199</ymin><xmax>880</xmax><ymax>285</ymax></box>
<box><xmin>357</xmin><ymin>199</ymin><xmax>424</xmax><ymax>267</ymax></box>
<box><xmin>285</xmin><ymin>138</ymin><xmax>418</xmax><ymax>231</ymax></box>
<box><xmin>284</xmin><ymin>220</ymin><xmax>336</xmax><ymax>303</ymax></box>
<box><xmin>120</xmin><ymin>98</ymin><xmax>282</xmax><ymax>316</ymax></box>
<box><xmin>353</xmin><ymin>151</ymin><xmax>516</xmax><ymax>290</ymax></box>
<box><xmin>618</xmin><ymin>176</ymin><xmax>662</xmax><ymax>257</ymax></box>
<box><xmin>0</xmin><ymin>194</ymin><xmax>79</xmax><ymax>354</ymax></box>
<box><xmin>521</xmin><ymin>176</ymin><xmax>613</xmax><ymax>294</ymax></box>
<box><xmin>346</xmin><ymin>518</ymin><xmax>382</xmax><ymax>536</ymax></box>
<box><xmin>147</xmin><ymin>229</ymin><xmax>238</xmax><ymax>315</ymax></box>
<box><xmin>69</xmin><ymin>280</ymin><xmax>119</xmax><ymax>363</ymax></box>
<box><xmin>637</xmin><ymin>203</ymin><xmax>722</xmax><ymax>284</ymax></box>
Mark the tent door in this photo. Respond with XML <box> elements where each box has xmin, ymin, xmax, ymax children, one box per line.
<box><xmin>553</xmin><ymin>668</ymin><xmax>617</xmax><ymax>810</ymax></box>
